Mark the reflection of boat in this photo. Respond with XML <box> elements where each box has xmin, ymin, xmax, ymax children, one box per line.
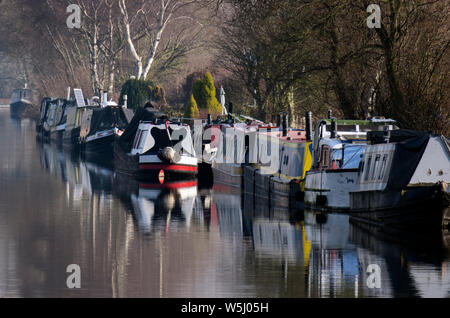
<box><xmin>303</xmin><ymin>211</ymin><xmax>361</xmax><ymax>298</ymax></box>
<box><xmin>38</xmin><ymin>141</ymin><xmax>114</xmax><ymax>196</ymax></box>
<box><xmin>350</xmin><ymin>130</ymin><xmax>449</xmax><ymax>227</ymax></box>
<box><xmin>212</xmin><ymin>189</ymin><xmax>244</xmax><ymax>238</ymax></box>
<box><xmin>131</xmin><ymin>181</ymin><xmax>198</xmax><ymax>233</ymax></box>
<box><xmin>115</xmin><ymin>106</ymin><xmax>197</xmax><ymax>181</ymax></box>
<box><xmin>252</xmin><ymin>219</ymin><xmax>303</xmax><ymax>259</ymax></box>
<box><xmin>305</xmin><ymin>118</ymin><xmax>397</xmax><ymax>211</ymax></box>
<box><xmin>350</xmin><ymin>220</ymin><xmax>450</xmax><ymax>298</ymax></box>
<box><xmin>10</xmin><ymin>85</ymin><xmax>38</xmax><ymax>119</ymax></box>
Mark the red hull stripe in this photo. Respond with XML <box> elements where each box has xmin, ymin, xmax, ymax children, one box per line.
<box><xmin>140</xmin><ymin>181</ymin><xmax>197</xmax><ymax>190</ymax></box>
<box><xmin>139</xmin><ymin>164</ymin><xmax>198</xmax><ymax>172</ymax></box>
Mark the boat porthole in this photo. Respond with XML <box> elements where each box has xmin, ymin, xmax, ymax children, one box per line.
<box><xmin>439</xmin><ymin>170</ymin><xmax>443</xmax><ymax>176</ymax></box>
<box><xmin>427</xmin><ymin>169</ymin><xmax>432</xmax><ymax>175</ymax></box>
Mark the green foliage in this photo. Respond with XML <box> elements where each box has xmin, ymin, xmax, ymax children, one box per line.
<box><xmin>119</xmin><ymin>79</ymin><xmax>166</xmax><ymax>111</ymax></box>
<box><xmin>190</xmin><ymin>71</ymin><xmax>222</xmax><ymax>117</ymax></box>
<box><xmin>119</xmin><ymin>79</ymin><xmax>153</xmax><ymax>111</ymax></box>
<box><xmin>192</xmin><ymin>78</ymin><xmax>206</xmax><ymax>109</ymax></box>
<box><xmin>184</xmin><ymin>94</ymin><xmax>200</xmax><ymax>120</ymax></box>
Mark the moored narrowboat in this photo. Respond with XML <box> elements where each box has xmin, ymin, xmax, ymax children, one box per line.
<box><xmin>10</xmin><ymin>85</ymin><xmax>38</xmax><ymax>119</ymax></box>
<box><xmin>79</xmin><ymin>93</ymin><xmax>133</xmax><ymax>160</ymax></box>
<box><xmin>304</xmin><ymin>118</ymin><xmax>397</xmax><ymax>211</ymax></box>
<box><xmin>41</xmin><ymin>98</ymin><xmax>77</xmax><ymax>142</ymax></box>
<box><xmin>349</xmin><ymin>130</ymin><xmax>450</xmax><ymax>228</ymax></box>
<box><xmin>115</xmin><ymin>106</ymin><xmax>198</xmax><ymax>182</ymax></box>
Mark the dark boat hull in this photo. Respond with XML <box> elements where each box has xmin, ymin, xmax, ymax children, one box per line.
<box><xmin>350</xmin><ymin>184</ymin><xmax>449</xmax><ymax>229</ymax></box>
<box><xmin>62</xmin><ymin>127</ymin><xmax>82</xmax><ymax>151</ymax></box>
<box><xmin>81</xmin><ymin>134</ymin><xmax>116</xmax><ymax>166</ymax></box>
<box><xmin>10</xmin><ymin>101</ymin><xmax>32</xmax><ymax>119</ymax></box>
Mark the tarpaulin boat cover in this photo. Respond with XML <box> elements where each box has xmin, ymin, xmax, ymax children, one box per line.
<box><xmin>88</xmin><ymin>106</ymin><xmax>130</xmax><ymax>137</ymax></box>
<box><xmin>384</xmin><ymin>131</ymin><xmax>431</xmax><ymax>192</ymax></box>
<box><xmin>443</xmin><ymin>136</ymin><xmax>450</xmax><ymax>156</ymax></box>
<box><xmin>117</xmin><ymin>107</ymin><xmax>166</xmax><ymax>153</ymax></box>
<box><xmin>367</xmin><ymin>129</ymin><xmax>427</xmax><ymax>145</ymax></box>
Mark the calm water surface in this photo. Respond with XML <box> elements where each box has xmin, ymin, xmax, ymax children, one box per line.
<box><xmin>0</xmin><ymin>109</ymin><xmax>449</xmax><ymax>298</ymax></box>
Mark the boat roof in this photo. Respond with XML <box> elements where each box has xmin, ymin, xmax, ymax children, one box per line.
<box><xmin>320</xmin><ymin>118</ymin><xmax>397</xmax><ymax>126</ymax></box>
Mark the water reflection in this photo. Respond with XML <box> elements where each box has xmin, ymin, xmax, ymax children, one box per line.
<box><xmin>0</xmin><ymin>109</ymin><xmax>449</xmax><ymax>298</ymax></box>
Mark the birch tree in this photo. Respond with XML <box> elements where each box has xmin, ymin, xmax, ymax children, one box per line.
<box><xmin>118</xmin><ymin>0</ymin><xmax>199</xmax><ymax>80</ymax></box>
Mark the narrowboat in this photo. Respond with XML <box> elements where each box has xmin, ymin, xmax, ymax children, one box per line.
<box><xmin>211</xmin><ymin>117</ymin><xmax>271</xmax><ymax>188</ymax></box>
<box><xmin>349</xmin><ymin>130</ymin><xmax>450</xmax><ymax>228</ymax></box>
<box><xmin>40</xmin><ymin>98</ymin><xmax>77</xmax><ymax>142</ymax></box>
<box><xmin>304</xmin><ymin>118</ymin><xmax>397</xmax><ymax>211</ymax></box>
<box><xmin>243</xmin><ymin>123</ymin><xmax>313</xmax><ymax>209</ymax></box>
<box><xmin>36</xmin><ymin>97</ymin><xmax>52</xmax><ymax>136</ymax></box>
<box><xmin>114</xmin><ymin>106</ymin><xmax>198</xmax><ymax>182</ymax></box>
<box><xmin>62</xmin><ymin>91</ymin><xmax>99</xmax><ymax>149</ymax></box>
<box><xmin>10</xmin><ymin>85</ymin><xmax>38</xmax><ymax>119</ymax></box>
<box><xmin>79</xmin><ymin>93</ymin><xmax>133</xmax><ymax>160</ymax></box>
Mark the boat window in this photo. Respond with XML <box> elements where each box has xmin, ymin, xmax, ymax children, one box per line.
<box><xmin>133</xmin><ymin>129</ymin><xmax>144</xmax><ymax>149</ymax></box>
<box><xmin>364</xmin><ymin>156</ymin><xmax>372</xmax><ymax>181</ymax></box>
<box><xmin>371</xmin><ymin>155</ymin><xmax>381</xmax><ymax>180</ymax></box>
<box><xmin>378</xmin><ymin>154</ymin><xmax>388</xmax><ymax>180</ymax></box>
<box><xmin>359</xmin><ymin>160</ymin><xmax>365</xmax><ymax>176</ymax></box>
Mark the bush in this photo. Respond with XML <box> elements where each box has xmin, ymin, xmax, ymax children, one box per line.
<box><xmin>184</xmin><ymin>94</ymin><xmax>200</xmax><ymax>120</ymax></box>
<box><xmin>119</xmin><ymin>79</ymin><xmax>166</xmax><ymax>111</ymax></box>
<box><xmin>192</xmin><ymin>78</ymin><xmax>206</xmax><ymax>109</ymax></box>
<box><xmin>191</xmin><ymin>71</ymin><xmax>223</xmax><ymax>117</ymax></box>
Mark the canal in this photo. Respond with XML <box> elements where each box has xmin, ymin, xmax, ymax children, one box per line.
<box><xmin>0</xmin><ymin>109</ymin><xmax>449</xmax><ymax>298</ymax></box>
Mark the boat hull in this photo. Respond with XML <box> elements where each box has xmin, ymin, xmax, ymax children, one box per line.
<box><xmin>243</xmin><ymin>165</ymin><xmax>303</xmax><ymax>210</ymax></box>
<box><xmin>304</xmin><ymin>169</ymin><xmax>359</xmax><ymax>211</ymax></box>
<box><xmin>138</xmin><ymin>162</ymin><xmax>198</xmax><ymax>181</ymax></box>
<box><xmin>10</xmin><ymin>101</ymin><xmax>32</xmax><ymax>119</ymax></box>
<box><xmin>212</xmin><ymin>162</ymin><xmax>243</xmax><ymax>188</ymax></box>
<box><xmin>350</xmin><ymin>183</ymin><xmax>449</xmax><ymax>228</ymax></box>
<box><xmin>114</xmin><ymin>141</ymin><xmax>197</xmax><ymax>182</ymax></box>
<box><xmin>81</xmin><ymin>134</ymin><xmax>116</xmax><ymax>165</ymax></box>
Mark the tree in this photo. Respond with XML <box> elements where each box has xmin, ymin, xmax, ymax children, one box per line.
<box><xmin>203</xmin><ymin>72</ymin><xmax>222</xmax><ymax>116</ymax></box>
<box><xmin>191</xmin><ymin>71</ymin><xmax>222</xmax><ymax>116</ymax></box>
<box><xmin>119</xmin><ymin>79</ymin><xmax>153</xmax><ymax>111</ymax></box>
<box><xmin>118</xmin><ymin>0</ymin><xmax>203</xmax><ymax>80</ymax></box>
<box><xmin>184</xmin><ymin>93</ymin><xmax>200</xmax><ymax>119</ymax></box>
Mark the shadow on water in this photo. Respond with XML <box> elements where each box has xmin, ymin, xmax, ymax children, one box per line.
<box><xmin>1</xmin><ymin>108</ymin><xmax>449</xmax><ymax>298</ymax></box>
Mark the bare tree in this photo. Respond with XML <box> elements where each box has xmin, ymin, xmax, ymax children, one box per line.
<box><xmin>118</xmin><ymin>0</ymin><xmax>200</xmax><ymax>80</ymax></box>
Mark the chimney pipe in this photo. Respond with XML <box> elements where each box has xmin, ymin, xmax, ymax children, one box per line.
<box><xmin>328</xmin><ymin>109</ymin><xmax>332</xmax><ymax>119</ymax></box>
<box><xmin>331</xmin><ymin>120</ymin><xmax>338</xmax><ymax>139</ymax></box>
<box><xmin>102</xmin><ymin>91</ymin><xmax>109</xmax><ymax>107</ymax></box>
<box><xmin>305</xmin><ymin>112</ymin><xmax>313</xmax><ymax>142</ymax></box>
<box><xmin>282</xmin><ymin>113</ymin><xmax>288</xmax><ymax>137</ymax></box>
<box><xmin>207</xmin><ymin>114</ymin><xmax>212</xmax><ymax>125</ymax></box>
<box><xmin>384</xmin><ymin>126</ymin><xmax>391</xmax><ymax>143</ymax></box>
